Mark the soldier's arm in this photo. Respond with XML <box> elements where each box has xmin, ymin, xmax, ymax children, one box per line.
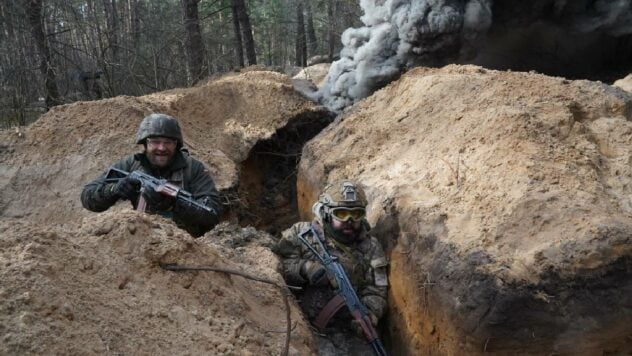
<box><xmin>172</xmin><ymin>160</ymin><xmax>221</xmax><ymax>237</ymax></box>
<box><xmin>359</xmin><ymin>236</ymin><xmax>389</xmax><ymax>321</ymax></box>
<box><xmin>272</xmin><ymin>222</ymin><xmax>312</xmax><ymax>286</ymax></box>
<box><xmin>80</xmin><ymin>157</ymin><xmax>133</xmax><ymax>212</ymax></box>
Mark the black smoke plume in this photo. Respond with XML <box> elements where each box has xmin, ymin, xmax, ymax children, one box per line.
<box><xmin>317</xmin><ymin>0</ymin><xmax>632</xmax><ymax>112</ymax></box>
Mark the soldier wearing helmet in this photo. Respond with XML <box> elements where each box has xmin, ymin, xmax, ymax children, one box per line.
<box><xmin>273</xmin><ymin>180</ymin><xmax>388</xmax><ymax>355</ymax></box>
<box><xmin>81</xmin><ymin>113</ymin><xmax>221</xmax><ymax>237</ymax></box>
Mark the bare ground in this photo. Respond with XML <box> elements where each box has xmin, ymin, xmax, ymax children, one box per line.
<box><xmin>3</xmin><ymin>64</ymin><xmax>632</xmax><ymax>355</ymax></box>
<box><xmin>297</xmin><ymin>65</ymin><xmax>632</xmax><ymax>355</ymax></box>
<box><xmin>0</xmin><ymin>211</ymin><xmax>314</xmax><ymax>355</ymax></box>
<box><xmin>0</xmin><ymin>70</ymin><xmax>331</xmax><ymax>356</ymax></box>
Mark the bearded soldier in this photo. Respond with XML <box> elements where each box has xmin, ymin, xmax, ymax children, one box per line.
<box><xmin>81</xmin><ymin>113</ymin><xmax>220</xmax><ymax>237</ymax></box>
<box><xmin>274</xmin><ymin>181</ymin><xmax>388</xmax><ymax>355</ymax></box>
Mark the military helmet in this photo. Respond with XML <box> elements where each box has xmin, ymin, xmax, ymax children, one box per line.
<box><xmin>135</xmin><ymin>113</ymin><xmax>183</xmax><ymax>145</ymax></box>
<box><xmin>312</xmin><ymin>180</ymin><xmax>367</xmax><ymax>222</ymax></box>
<box><xmin>318</xmin><ymin>181</ymin><xmax>367</xmax><ymax>208</ymax></box>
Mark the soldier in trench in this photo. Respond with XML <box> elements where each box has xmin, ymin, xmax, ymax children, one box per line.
<box><xmin>274</xmin><ymin>181</ymin><xmax>388</xmax><ymax>355</ymax></box>
<box><xmin>80</xmin><ymin>113</ymin><xmax>221</xmax><ymax>237</ymax></box>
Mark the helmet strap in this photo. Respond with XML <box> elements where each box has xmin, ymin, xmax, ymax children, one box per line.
<box><xmin>312</xmin><ymin>202</ymin><xmax>331</xmax><ymax>223</ymax></box>
<box><xmin>323</xmin><ymin>205</ymin><xmax>331</xmax><ymax>222</ymax></box>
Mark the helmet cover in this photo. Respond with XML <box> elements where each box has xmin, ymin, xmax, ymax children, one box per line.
<box><xmin>135</xmin><ymin>113</ymin><xmax>183</xmax><ymax>145</ymax></box>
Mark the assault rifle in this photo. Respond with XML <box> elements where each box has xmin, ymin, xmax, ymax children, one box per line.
<box><xmin>297</xmin><ymin>223</ymin><xmax>388</xmax><ymax>356</ymax></box>
<box><xmin>104</xmin><ymin>167</ymin><xmax>215</xmax><ymax>214</ymax></box>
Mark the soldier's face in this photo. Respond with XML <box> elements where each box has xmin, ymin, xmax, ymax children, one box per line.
<box><xmin>330</xmin><ymin>217</ymin><xmax>362</xmax><ymax>239</ymax></box>
<box><xmin>145</xmin><ymin>137</ymin><xmax>177</xmax><ymax>168</ymax></box>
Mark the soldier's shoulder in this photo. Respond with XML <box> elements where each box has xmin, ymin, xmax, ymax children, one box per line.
<box><xmin>360</xmin><ymin>234</ymin><xmax>384</xmax><ymax>252</ymax></box>
<box><xmin>276</xmin><ymin>221</ymin><xmax>309</xmax><ymax>241</ymax></box>
<box><xmin>274</xmin><ymin>221</ymin><xmax>311</xmax><ymax>255</ymax></box>
<box><xmin>294</xmin><ymin>221</ymin><xmax>312</xmax><ymax>231</ymax></box>
<box><xmin>187</xmin><ymin>154</ymin><xmax>204</xmax><ymax>166</ymax></box>
<box><xmin>187</xmin><ymin>155</ymin><xmax>214</xmax><ymax>176</ymax></box>
<box><xmin>112</xmin><ymin>154</ymin><xmax>140</xmax><ymax>170</ymax></box>
<box><xmin>283</xmin><ymin>221</ymin><xmax>312</xmax><ymax>237</ymax></box>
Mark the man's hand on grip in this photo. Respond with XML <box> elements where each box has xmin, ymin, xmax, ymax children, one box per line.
<box><xmin>142</xmin><ymin>185</ymin><xmax>174</xmax><ymax>211</ymax></box>
<box><xmin>351</xmin><ymin>312</ymin><xmax>378</xmax><ymax>337</ymax></box>
<box><xmin>301</xmin><ymin>261</ymin><xmax>328</xmax><ymax>286</ymax></box>
<box><xmin>111</xmin><ymin>177</ymin><xmax>140</xmax><ymax>200</ymax></box>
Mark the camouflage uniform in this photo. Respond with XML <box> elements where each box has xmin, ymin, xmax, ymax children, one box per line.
<box><xmin>274</xmin><ymin>181</ymin><xmax>388</xmax><ymax>355</ymax></box>
<box><xmin>276</xmin><ymin>220</ymin><xmax>388</xmax><ymax>319</ymax></box>
<box><xmin>81</xmin><ymin>114</ymin><xmax>220</xmax><ymax>237</ymax></box>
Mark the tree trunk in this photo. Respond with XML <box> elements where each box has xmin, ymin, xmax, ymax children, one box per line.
<box><xmin>102</xmin><ymin>0</ymin><xmax>119</xmax><ymax>62</ymax></box>
<box><xmin>231</xmin><ymin>1</ymin><xmax>244</xmax><ymax>68</ymax></box>
<box><xmin>233</xmin><ymin>0</ymin><xmax>256</xmax><ymax>65</ymax></box>
<box><xmin>25</xmin><ymin>0</ymin><xmax>61</xmax><ymax>109</ymax></box>
<box><xmin>103</xmin><ymin>0</ymin><xmax>119</xmax><ymax>95</ymax></box>
<box><xmin>181</xmin><ymin>0</ymin><xmax>206</xmax><ymax>82</ymax></box>
<box><xmin>0</xmin><ymin>1</ymin><xmax>14</xmax><ymax>40</ymax></box>
<box><xmin>305</xmin><ymin>1</ymin><xmax>317</xmax><ymax>58</ymax></box>
<box><xmin>266</xmin><ymin>31</ymin><xmax>272</xmax><ymax>66</ymax></box>
<box><xmin>128</xmin><ymin>0</ymin><xmax>140</xmax><ymax>48</ymax></box>
<box><xmin>327</xmin><ymin>0</ymin><xmax>335</xmax><ymax>61</ymax></box>
<box><xmin>87</xmin><ymin>0</ymin><xmax>107</xmax><ymax>95</ymax></box>
<box><xmin>1</xmin><ymin>2</ymin><xmax>26</xmax><ymax>125</ymax></box>
<box><xmin>295</xmin><ymin>0</ymin><xmax>306</xmax><ymax>67</ymax></box>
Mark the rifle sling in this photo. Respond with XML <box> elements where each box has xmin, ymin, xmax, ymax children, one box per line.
<box><xmin>313</xmin><ymin>294</ymin><xmax>345</xmax><ymax>331</ymax></box>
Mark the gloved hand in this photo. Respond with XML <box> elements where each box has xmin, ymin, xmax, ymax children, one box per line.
<box><xmin>351</xmin><ymin>312</ymin><xmax>378</xmax><ymax>337</ymax></box>
<box><xmin>300</xmin><ymin>260</ymin><xmax>328</xmax><ymax>286</ymax></box>
<box><xmin>142</xmin><ymin>185</ymin><xmax>175</xmax><ymax>211</ymax></box>
<box><xmin>110</xmin><ymin>177</ymin><xmax>141</xmax><ymax>200</ymax></box>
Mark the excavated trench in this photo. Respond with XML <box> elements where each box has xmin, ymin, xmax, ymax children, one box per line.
<box><xmin>382</xmin><ymin>212</ymin><xmax>632</xmax><ymax>355</ymax></box>
<box><xmin>231</xmin><ymin>109</ymin><xmax>334</xmax><ymax>236</ymax></box>
<box><xmin>225</xmin><ymin>110</ymin><xmax>402</xmax><ymax>354</ymax></box>
<box><xmin>285</xmin><ymin>175</ymin><xmax>632</xmax><ymax>355</ymax></box>
<box><xmin>259</xmin><ymin>91</ymin><xmax>632</xmax><ymax>354</ymax></box>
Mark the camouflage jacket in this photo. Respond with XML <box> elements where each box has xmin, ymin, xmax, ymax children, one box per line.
<box><xmin>81</xmin><ymin>150</ymin><xmax>220</xmax><ymax>237</ymax></box>
<box><xmin>274</xmin><ymin>220</ymin><xmax>388</xmax><ymax>326</ymax></box>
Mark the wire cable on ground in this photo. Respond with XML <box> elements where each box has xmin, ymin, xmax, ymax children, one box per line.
<box><xmin>160</xmin><ymin>263</ymin><xmax>300</xmax><ymax>356</ymax></box>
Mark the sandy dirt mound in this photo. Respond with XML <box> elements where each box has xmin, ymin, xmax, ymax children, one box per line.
<box><xmin>0</xmin><ymin>70</ymin><xmax>331</xmax><ymax>228</ymax></box>
<box><xmin>297</xmin><ymin>65</ymin><xmax>632</xmax><ymax>355</ymax></box>
<box><xmin>0</xmin><ymin>211</ymin><xmax>314</xmax><ymax>355</ymax></box>
<box><xmin>614</xmin><ymin>73</ymin><xmax>632</xmax><ymax>93</ymax></box>
<box><xmin>293</xmin><ymin>64</ymin><xmax>331</xmax><ymax>89</ymax></box>
<box><xmin>0</xmin><ymin>70</ymin><xmax>330</xmax><ymax>355</ymax></box>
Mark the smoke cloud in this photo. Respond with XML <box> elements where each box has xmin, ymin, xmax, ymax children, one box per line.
<box><xmin>563</xmin><ymin>0</ymin><xmax>632</xmax><ymax>35</ymax></box>
<box><xmin>318</xmin><ymin>0</ymin><xmax>493</xmax><ymax>111</ymax></box>
<box><xmin>318</xmin><ymin>0</ymin><xmax>632</xmax><ymax>112</ymax></box>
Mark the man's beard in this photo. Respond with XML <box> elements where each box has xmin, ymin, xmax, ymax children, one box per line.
<box><xmin>326</xmin><ymin>222</ymin><xmax>361</xmax><ymax>245</ymax></box>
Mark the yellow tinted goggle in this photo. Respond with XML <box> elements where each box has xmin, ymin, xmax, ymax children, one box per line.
<box><xmin>331</xmin><ymin>207</ymin><xmax>365</xmax><ymax>222</ymax></box>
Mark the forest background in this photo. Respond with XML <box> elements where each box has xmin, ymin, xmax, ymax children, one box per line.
<box><xmin>0</xmin><ymin>0</ymin><xmax>360</xmax><ymax>127</ymax></box>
